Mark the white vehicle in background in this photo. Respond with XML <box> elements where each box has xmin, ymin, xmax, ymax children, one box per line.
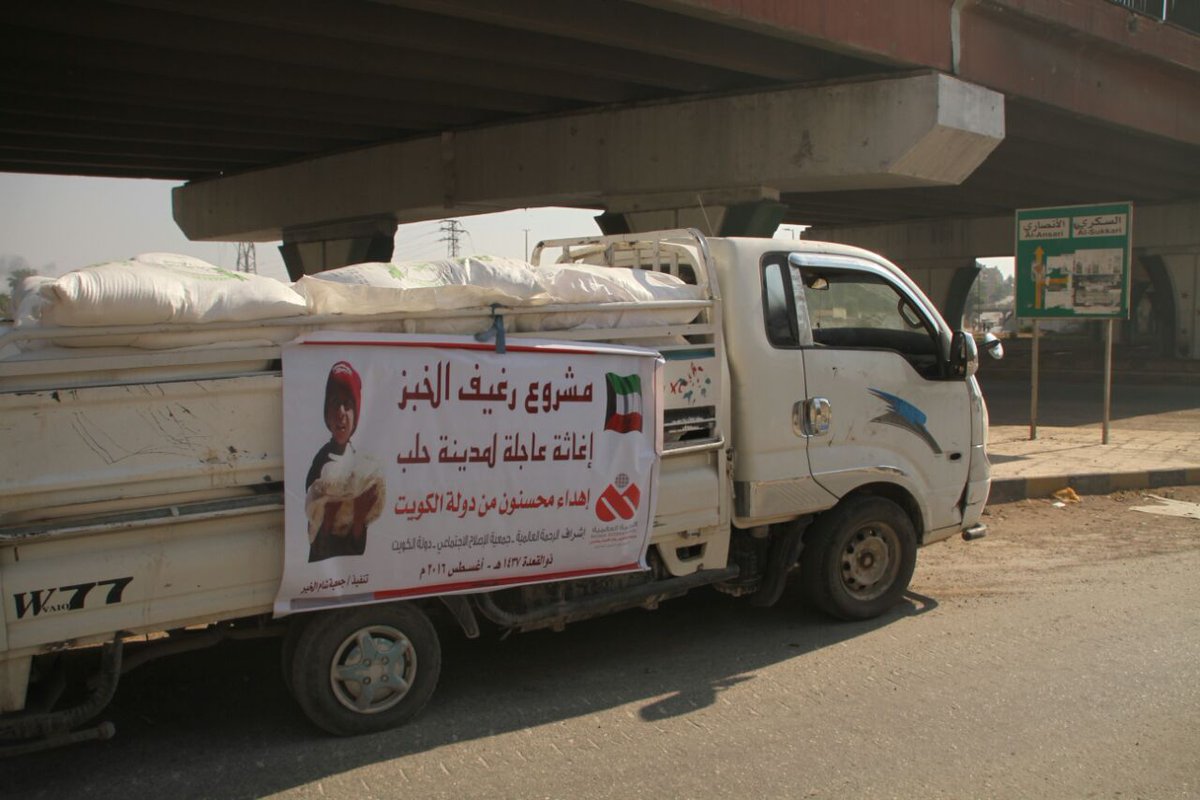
<box><xmin>0</xmin><ymin>229</ymin><xmax>996</xmax><ymax>754</ymax></box>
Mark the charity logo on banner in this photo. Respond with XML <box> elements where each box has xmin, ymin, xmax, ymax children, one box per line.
<box><xmin>274</xmin><ymin>331</ymin><xmax>663</xmax><ymax>616</ymax></box>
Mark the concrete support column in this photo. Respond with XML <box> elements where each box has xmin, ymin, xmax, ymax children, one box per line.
<box><xmin>806</xmin><ymin>201</ymin><xmax>1200</xmax><ymax>359</ymax></box>
<box><xmin>279</xmin><ymin>216</ymin><xmax>397</xmax><ymax>280</ymax></box>
<box><xmin>1157</xmin><ymin>251</ymin><xmax>1200</xmax><ymax>359</ymax></box>
<box><xmin>1133</xmin><ymin>202</ymin><xmax>1200</xmax><ymax>359</ymax></box>
<box><xmin>597</xmin><ymin>187</ymin><xmax>784</xmax><ymax>237</ymax></box>
<box><xmin>877</xmin><ymin>257</ymin><xmax>971</xmax><ymax>321</ymax></box>
<box><xmin>1130</xmin><ymin>253</ymin><xmax>1177</xmax><ymax>358</ymax></box>
<box><xmin>944</xmin><ymin>260</ymin><xmax>984</xmax><ymax>329</ymax></box>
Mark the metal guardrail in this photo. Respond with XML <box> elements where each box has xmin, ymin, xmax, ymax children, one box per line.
<box><xmin>1110</xmin><ymin>0</ymin><xmax>1169</xmax><ymax>21</ymax></box>
<box><xmin>1106</xmin><ymin>0</ymin><xmax>1200</xmax><ymax>33</ymax></box>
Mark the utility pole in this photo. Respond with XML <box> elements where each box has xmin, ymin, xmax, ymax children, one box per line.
<box><xmin>439</xmin><ymin>219</ymin><xmax>465</xmax><ymax>258</ymax></box>
<box><xmin>236</xmin><ymin>242</ymin><xmax>257</xmax><ymax>274</ymax></box>
<box><xmin>523</xmin><ymin>228</ymin><xmax>531</xmax><ymax>261</ymax></box>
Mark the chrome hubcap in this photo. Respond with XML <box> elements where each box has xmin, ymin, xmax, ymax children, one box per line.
<box><xmin>329</xmin><ymin>625</ymin><xmax>417</xmax><ymax>714</ymax></box>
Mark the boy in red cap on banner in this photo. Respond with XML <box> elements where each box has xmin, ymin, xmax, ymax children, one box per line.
<box><xmin>304</xmin><ymin>361</ymin><xmax>385</xmax><ymax>562</ymax></box>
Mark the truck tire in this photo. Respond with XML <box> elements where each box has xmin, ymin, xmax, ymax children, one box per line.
<box><xmin>288</xmin><ymin>603</ymin><xmax>441</xmax><ymax>736</ymax></box>
<box><xmin>800</xmin><ymin>496</ymin><xmax>916</xmax><ymax>621</ymax></box>
<box><xmin>280</xmin><ymin>613</ymin><xmax>313</xmax><ymax>694</ymax></box>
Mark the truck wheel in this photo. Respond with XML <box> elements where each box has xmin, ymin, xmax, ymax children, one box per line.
<box><xmin>289</xmin><ymin>603</ymin><xmax>440</xmax><ymax>736</ymax></box>
<box><xmin>801</xmin><ymin>496</ymin><xmax>916</xmax><ymax>621</ymax></box>
<box><xmin>280</xmin><ymin>613</ymin><xmax>313</xmax><ymax>694</ymax></box>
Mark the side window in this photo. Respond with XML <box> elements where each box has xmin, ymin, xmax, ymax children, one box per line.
<box><xmin>761</xmin><ymin>253</ymin><xmax>940</xmax><ymax>378</ymax></box>
<box><xmin>799</xmin><ymin>262</ymin><xmax>943</xmax><ymax>379</ymax></box>
<box><xmin>803</xmin><ymin>270</ymin><xmax>925</xmax><ymax>336</ymax></box>
<box><xmin>762</xmin><ymin>260</ymin><xmax>796</xmax><ymax>346</ymax></box>
<box><xmin>761</xmin><ymin>258</ymin><xmax>812</xmax><ymax>348</ymax></box>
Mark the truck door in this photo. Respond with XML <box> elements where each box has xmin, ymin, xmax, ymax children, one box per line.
<box><xmin>785</xmin><ymin>252</ymin><xmax>972</xmax><ymax>536</ymax></box>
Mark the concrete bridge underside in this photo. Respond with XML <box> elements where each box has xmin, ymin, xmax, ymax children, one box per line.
<box><xmin>173</xmin><ymin>72</ymin><xmax>1005</xmax><ymax>276</ymax></box>
<box><xmin>2</xmin><ymin>0</ymin><xmax>1198</xmax><ymax>354</ymax></box>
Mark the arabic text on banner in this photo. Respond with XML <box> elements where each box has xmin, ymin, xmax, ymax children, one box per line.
<box><xmin>275</xmin><ymin>332</ymin><xmax>663</xmax><ymax>615</ymax></box>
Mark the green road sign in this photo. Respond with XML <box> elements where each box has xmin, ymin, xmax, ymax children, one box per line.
<box><xmin>1015</xmin><ymin>202</ymin><xmax>1132</xmax><ymax>320</ymax></box>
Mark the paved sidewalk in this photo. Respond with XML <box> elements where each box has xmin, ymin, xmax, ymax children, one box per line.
<box><xmin>980</xmin><ymin>378</ymin><xmax>1200</xmax><ymax>502</ymax></box>
<box><xmin>987</xmin><ymin>423</ymin><xmax>1200</xmax><ymax>502</ymax></box>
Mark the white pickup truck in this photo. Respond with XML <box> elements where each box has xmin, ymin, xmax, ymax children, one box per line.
<box><xmin>0</xmin><ymin>230</ymin><xmax>994</xmax><ymax>753</ymax></box>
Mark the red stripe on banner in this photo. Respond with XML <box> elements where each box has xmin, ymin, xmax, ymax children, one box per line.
<box><xmin>370</xmin><ymin>563</ymin><xmax>644</xmax><ymax>600</ymax></box>
<box><xmin>301</xmin><ymin>339</ymin><xmax>614</xmax><ymax>357</ymax></box>
<box><xmin>605</xmin><ymin>412</ymin><xmax>643</xmax><ymax>433</ymax></box>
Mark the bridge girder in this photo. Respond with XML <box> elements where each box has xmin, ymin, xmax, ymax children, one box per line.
<box><xmin>174</xmin><ymin>73</ymin><xmax>1003</xmax><ymax>253</ymax></box>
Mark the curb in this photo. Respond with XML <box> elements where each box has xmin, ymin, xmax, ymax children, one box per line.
<box><xmin>989</xmin><ymin>467</ymin><xmax>1200</xmax><ymax>503</ymax></box>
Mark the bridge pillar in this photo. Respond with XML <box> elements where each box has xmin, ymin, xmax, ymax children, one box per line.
<box><xmin>597</xmin><ymin>187</ymin><xmax>785</xmax><ymax>237</ymax></box>
<box><xmin>943</xmin><ymin>261</ymin><xmax>984</xmax><ymax>330</ymax></box>
<box><xmin>805</xmin><ymin>201</ymin><xmax>1200</xmax><ymax>359</ymax></box>
<box><xmin>278</xmin><ymin>216</ymin><xmax>397</xmax><ymax>281</ymax></box>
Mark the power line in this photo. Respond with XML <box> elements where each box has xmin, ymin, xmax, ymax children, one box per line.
<box><xmin>393</xmin><ymin>221</ymin><xmax>443</xmax><ymax>245</ymax></box>
<box><xmin>396</xmin><ymin>243</ymin><xmax>446</xmax><ymax>262</ymax></box>
<box><xmin>439</xmin><ymin>219</ymin><xmax>465</xmax><ymax>258</ymax></box>
<box><xmin>393</xmin><ymin>232</ymin><xmax>447</xmax><ymax>261</ymax></box>
<box><xmin>394</xmin><ymin>230</ymin><xmax>443</xmax><ymax>247</ymax></box>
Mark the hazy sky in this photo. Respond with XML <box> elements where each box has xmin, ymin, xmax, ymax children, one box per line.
<box><xmin>0</xmin><ymin>172</ymin><xmax>604</xmax><ymax>284</ymax></box>
<box><xmin>0</xmin><ymin>172</ymin><xmax>1008</xmax><ymax>284</ymax></box>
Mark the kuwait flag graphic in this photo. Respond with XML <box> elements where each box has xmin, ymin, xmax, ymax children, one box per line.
<box><xmin>604</xmin><ymin>372</ymin><xmax>643</xmax><ymax>433</ymax></box>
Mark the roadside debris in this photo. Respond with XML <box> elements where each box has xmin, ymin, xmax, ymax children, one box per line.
<box><xmin>1051</xmin><ymin>487</ymin><xmax>1081</xmax><ymax>506</ymax></box>
<box><xmin>1130</xmin><ymin>494</ymin><xmax>1200</xmax><ymax>521</ymax></box>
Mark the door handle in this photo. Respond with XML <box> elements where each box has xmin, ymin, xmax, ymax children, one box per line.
<box><xmin>793</xmin><ymin>397</ymin><xmax>832</xmax><ymax>437</ymax></box>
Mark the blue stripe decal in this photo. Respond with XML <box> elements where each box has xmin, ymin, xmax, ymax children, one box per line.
<box><xmin>868</xmin><ymin>388</ymin><xmax>942</xmax><ymax>454</ymax></box>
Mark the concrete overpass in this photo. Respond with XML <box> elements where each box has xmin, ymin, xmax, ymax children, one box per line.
<box><xmin>2</xmin><ymin>0</ymin><xmax>1198</xmax><ymax>355</ymax></box>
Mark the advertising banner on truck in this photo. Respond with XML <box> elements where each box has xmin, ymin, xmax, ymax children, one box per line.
<box><xmin>275</xmin><ymin>332</ymin><xmax>663</xmax><ymax>616</ymax></box>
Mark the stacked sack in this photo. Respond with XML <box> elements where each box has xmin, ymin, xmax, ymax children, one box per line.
<box><xmin>294</xmin><ymin>254</ymin><xmax>548</xmax><ymax>315</ymax></box>
<box><xmin>297</xmin><ymin>254</ymin><xmax>703</xmax><ymax>331</ymax></box>
<box><xmin>522</xmin><ymin>262</ymin><xmax>703</xmax><ymax>330</ymax></box>
<box><xmin>17</xmin><ymin>252</ymin><xmax>307</xmax><ymax>327</ymax></box>
<box><xmin>7</xmin><ymin>251</ymin><xmax>703</xmax><ymax>345</ymax></box>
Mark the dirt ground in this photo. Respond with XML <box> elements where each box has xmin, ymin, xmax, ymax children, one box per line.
<box><xmin>917</xmin><ymin>485</ymin><xmax>1200</xmax><ymax>597</ymax></box>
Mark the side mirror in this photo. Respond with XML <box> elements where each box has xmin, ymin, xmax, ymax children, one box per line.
<box><xmin>949</xmin><ymin>330</ymin><xmax>979</xmax><ymax>378</ymax></box>
<box><xmin>982</xmin><ymin>332</ymin><xmax>1005</xmax><ymax>360</ymax></box>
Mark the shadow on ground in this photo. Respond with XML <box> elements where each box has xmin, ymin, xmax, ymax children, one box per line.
<box><xmin>1</xmin><ymin>586</ymin><xmax>935</xmax><ymax>797</ymax></box>
<box><xmin>979</xmin><ymin>376</ymin><xmax>1200</xmax><ymax>427</ymax></box>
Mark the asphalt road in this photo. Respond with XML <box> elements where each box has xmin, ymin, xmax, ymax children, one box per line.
<box><xmin>3</xmin><ymin>488</ymin><xmax>1199</xmax><ymax>799</ymax></box>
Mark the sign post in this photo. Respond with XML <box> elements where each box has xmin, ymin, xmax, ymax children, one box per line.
<box><xmin>1030</xmin><ymin>320</ymin><xmax>1039</xmax><ymax>440</ymax></box>
<box><xmin>1014</xmin><ymin>202</ymin><xmax>1132</xmax><ymax>443</ymax></box>
<box><xmin>1103</xmin><ymin>319</ymin><xmax>1114</xmax><ymax>444</ymax></box>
